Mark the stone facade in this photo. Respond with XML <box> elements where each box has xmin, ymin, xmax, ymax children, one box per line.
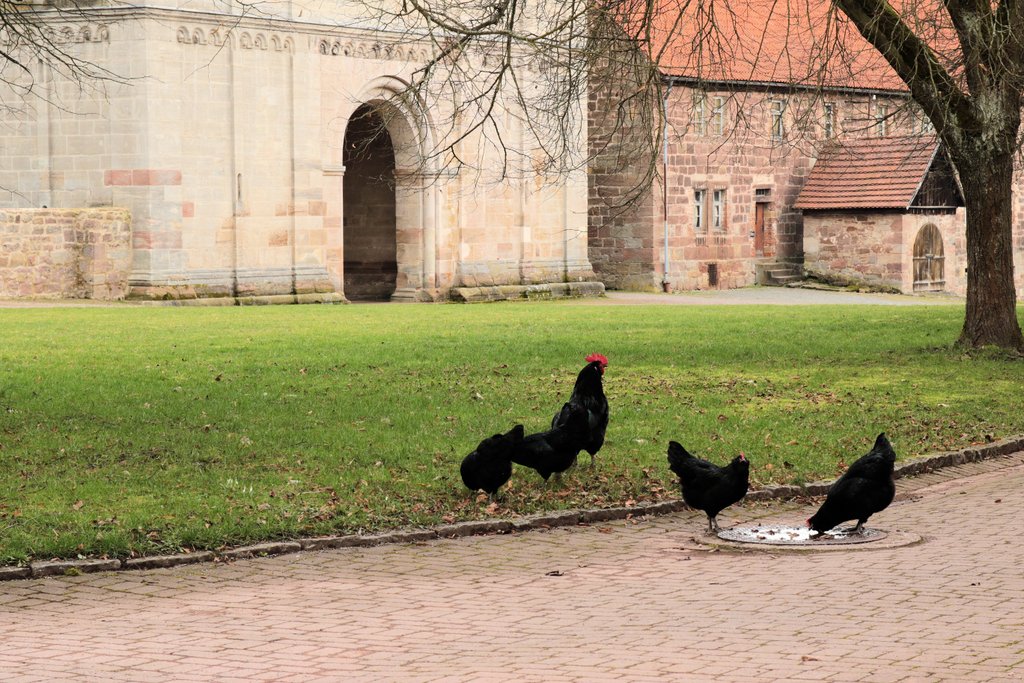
<box><xmin>590</xmin><ymin>81</ymin><xmax>925</xmax><ymax>291</ymax></box>
<box><xmin>0</xmin><ymin>3</ymin><xmax>595</xmax><ymax>302</ymax></box>
<box><xmin>0</xmin><ymin>208</ymin><xmax>131</xmax><ymax>299</ymax></box>
<box><xmin>804</xmin><ymin>210</ymin><xmax>967</xmax><ymax>295</ymax></box>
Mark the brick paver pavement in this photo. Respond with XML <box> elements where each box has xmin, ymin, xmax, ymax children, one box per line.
<box><xmin>1</xmin><ymin>453</ymin><xmax>1023</xmax><ymax>682</ymax></box>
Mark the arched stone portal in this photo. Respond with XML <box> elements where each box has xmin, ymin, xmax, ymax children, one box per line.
<box><xmin>912</xmin><ymin>223</ymin><xmax>945</xmax><ymax>292</ymax></box>
<box><xmin>343</xmin><ymin>105</ymin><xmax>398</xmax><ymax>301</ymax></box>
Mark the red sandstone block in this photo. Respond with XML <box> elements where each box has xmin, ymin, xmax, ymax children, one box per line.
<box><xmin>105</xmin><ymin>170</ymin><xmax>133</xmax><ymax>186</ymax></box>
<box><xmin>130</xmin><ymin>169</ymin><xmax>182</xmax><ymax>186</ymax></box>
<box><xmin>182</xmin><ymin>202</ymin><xmax>194</xmax><ymax>218</ymax></box>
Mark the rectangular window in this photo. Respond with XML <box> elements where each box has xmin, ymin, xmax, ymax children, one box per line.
<box><xmin>919</xmin><ymin>114</ymin><xmax>935</xmax><ymax>134</ymax></box>
<box><xmin>712</xmin><ymin>189</ymin><xmax>725</xmax><ymax>231</ymax></box>
<box><xmin>823</xmin><ymin>102</ymin><xmax>836</xmax><ymax>139</ymax></box>
<box><xmin>711</xmin><ymin>96</ymin><xmax>725</xmax><ymax>135</ymax></box>
<box><xmin>692</xmin><ymin>94</ymin><xmax>707</xmax><ymax>136</ymax></box>
<box><xmin>770</xmin><ymin>100</ymin><xmax>785</xmax><ymax>141</ymax></box>
<box><xmin>694</xmin><ymin>189</ymin><xmax>706</xmax><ymax>232</ymax></box>
<box><xmin>875</xmin><ymin>103</ymin><xmax>889</xmax><ymax>137</ymax></box>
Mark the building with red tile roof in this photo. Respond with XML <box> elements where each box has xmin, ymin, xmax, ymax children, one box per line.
<box><xmin>795</xmin><ymin>137</ymin><xmax>962</xmax><ymax>211</ymax></box>
<box><xmin>799</xmin><ymin>136</ymin><xmax>966</xmax><ymax>293</ymax></box>
<box><xmin>589</xmin><ymin>3</ymin><xmax>1023</xmax><ymax>297</ymax></box>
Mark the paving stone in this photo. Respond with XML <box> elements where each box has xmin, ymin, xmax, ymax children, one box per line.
<box><xmin>0</xmin><ymin>452</ymin><xmax>1021</xmax><ymax>681</ymax></box>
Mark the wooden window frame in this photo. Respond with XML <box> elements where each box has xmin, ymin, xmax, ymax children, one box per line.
<box><xmin>692</xmin><ymin>93</ymin><xmax>707</xmax><ymax>136</ymax></box>
<box><xmin>711</xmin><ymin>96</ymin><xmax>725</xmax><ymax>136</ymax></box>
<box><xmin>694</xmin><ymin>188</ymin><xmax>707</xmax><ymax>233</ymax></box>
<box><xmin>711</xmin><ymin>188</ymin><xmax>727</xmax><ymax>232</ymax></box>
<box><xmin>875</xmin><ymin>103</ymin><xmax>889</xmax><ymax>137</ymax></box>
<box><xmin>823</xmin><ymin>102</ymin><xmax>836</xmax><ymax>139</ymax></box>
<box><xmin>770</xmin><ymin>99</ymin><xmax>785</xmax><ymax>141</ymax></box>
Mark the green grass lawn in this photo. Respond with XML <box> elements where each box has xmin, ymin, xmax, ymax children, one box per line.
<box><xmin>1</xmin><ymin>300</ymin><xmax>1021</xmax><ymax>563</ymax></box>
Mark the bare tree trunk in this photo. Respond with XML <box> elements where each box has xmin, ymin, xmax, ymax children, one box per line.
<box><xmin>954</xmin><ymin>152</ymin><xmax>1024</xmax><ymax>351</ymax></box>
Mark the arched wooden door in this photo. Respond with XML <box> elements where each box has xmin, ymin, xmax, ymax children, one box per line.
<box><xmin>912</xmin><ymin>224</ymin><xmax>945</xmax><ymax>292</ymax></box>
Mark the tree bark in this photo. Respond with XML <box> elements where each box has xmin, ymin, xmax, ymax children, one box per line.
<box><xmin>953</xmin><ymin>151</ymin><xmax>1024</xmax><ymax>351</ymax></box>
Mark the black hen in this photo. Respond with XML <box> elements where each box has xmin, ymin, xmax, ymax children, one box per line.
<box><xmin>512</xmin><ymin>406</ymin><xmax>589</xmax><ymax>482</ymax></box>
<box><xmin>667</xmin><ymin>441</ymin><xmax>750</xmax><ymax>533</ymax></box>
<box><xmin>460</xmin><ymin>425</ymin><xmax>525</xmax><ymax>501</ymax></box>
<box><xmin>808</xmin><ymin>432</ymin><xmax>896</xmax><ymax>535</ymax></box>
<box><xmin>551</xmin><ymin>353</ymin><xmax>609</xmax><ymax>467</ymax></box>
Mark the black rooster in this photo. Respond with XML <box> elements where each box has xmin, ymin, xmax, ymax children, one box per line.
<box><xmin>551</xmin><ymin>353</ymin><xmax>609</xmax><ymax>467</ymax></box>
<box><xmin>667</xmin><ymin>441</ymin><xmax>750</xmax><ymax>534</ymax></box>
<box><xmin>460</xmin><ymin>425</ymin><xmax>525</xmax><ymax>501</ymax></box>
<box><xmin>808</xmin><ymin>432</ymin><xmax>896</xmax><ymax>536</ymax></box>
<box><xmin>512</xmin><ymin>406</ymin><xmax>590</xmax><ymax>482</ymax></box>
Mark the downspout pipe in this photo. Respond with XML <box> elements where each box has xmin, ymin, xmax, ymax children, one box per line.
<box><xmin>661</xmin><ymin>80</ymin><xmax>673</xmax><ymax>292</ymax></box>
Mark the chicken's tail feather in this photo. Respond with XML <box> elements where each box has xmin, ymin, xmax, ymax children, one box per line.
<box><xmin>666</xmin><ymin>441</ymin><xmax>694</xmax><ymax>477</ymax></box>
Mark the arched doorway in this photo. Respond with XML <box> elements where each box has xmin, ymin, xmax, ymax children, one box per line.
<box><xmin>343</xmin><ymin>104</ymin><xmax>398</xmax><ymax>301</ymax></box>
<box><xmin>912</xmin><ymin>223</ymin><xmax>945</xmax><ymax>292</ymax></box>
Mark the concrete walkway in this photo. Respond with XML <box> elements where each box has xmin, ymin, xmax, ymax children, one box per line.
<box><xmin>1</xmin><ymin>453</ymin><xmax>1021</xmax><ymax>682</ymax></box>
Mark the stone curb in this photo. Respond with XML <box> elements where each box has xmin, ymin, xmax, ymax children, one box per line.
<box><xmin>218</xmin><ymin>542</ymin><xmax>302</xmax><ymax>560</ymax></box>
<box><xmin>30</xmin><ymin>559</ymin><xmax>122</xmax><ymax>578</ymax></box>
<box><xmin>450</xmin><ymin>281</ymin><xmax>606</xmax><ymax>303</ymax></box>
<box><xmin>123</xmin><ymin>552</ymin><xmax>216</xmax><ymax>570</ymax></box>
<box><xmin>3</xmin><ymin>436</ymin><xmax>1022</xmax><ymax>581</ymax></box>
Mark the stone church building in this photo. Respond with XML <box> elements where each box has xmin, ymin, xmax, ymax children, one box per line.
<box><xmin>0</xmin><ymin>0</ymin><xmax>595</xmax><ymax>302</ymax></box>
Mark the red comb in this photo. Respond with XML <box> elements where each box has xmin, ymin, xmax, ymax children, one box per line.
<box><xmin>585</xmin><ymin>353</ymin><xmax>609</xmax><ymax>366</ymax></box>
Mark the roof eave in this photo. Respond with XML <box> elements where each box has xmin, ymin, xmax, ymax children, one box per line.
<box><xmin>660</xmin><ymin>73</ymin><xmax>911</xmax><ymax>97</ymax></box>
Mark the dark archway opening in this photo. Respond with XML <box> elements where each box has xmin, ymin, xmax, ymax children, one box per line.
<box><xmin>343</xmin><ymin>105</ymin><xmax>397</xmax><ymax>301</ymax></box>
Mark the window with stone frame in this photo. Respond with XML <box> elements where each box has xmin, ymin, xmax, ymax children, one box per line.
<box><xmin>692</xmin><ymin>93</ymin><xmax>707</xmax><ymax>136</ymax></box>
<box><xmin>823</xmin><ymin>102</ymin><xmax>836</xmax><ymax>139</ymax></box>
<box><xmin>711</xmin><ymin>96</ymin><xmax>726</xmax><ymax>135</ymax></box>
<box><xmin>694</xmin><ymin>188</ymin><xmax>707</xmax><ymax>233</ymax></box>
<box><xmin>711</xmin><ymin>189</ymin><xmax>726</xmax><ymax>232</ymax></box>
<box><xmin>874</xmin><ymin>103</ymin><xmax>889</xmax><ymax>137</ymax></box>
<box><xmin>770</xmin><ymin>99</ymin><xmax>785</xmax><ymax>141</ymax></box>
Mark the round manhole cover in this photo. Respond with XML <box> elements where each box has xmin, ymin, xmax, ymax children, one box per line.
<box><xmin>717</xmin><ymin>525</ymin><xmax>887</xmax><ymax>546</ymax></box>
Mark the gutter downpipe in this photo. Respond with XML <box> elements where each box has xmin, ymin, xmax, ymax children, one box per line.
<box><xmin>661</xmin><ymin>79</ymin><xmax>673</xmax><ymax>292</ymax></box>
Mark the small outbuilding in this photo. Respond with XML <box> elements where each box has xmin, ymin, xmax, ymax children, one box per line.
<box><xmin>797</xmin><ymin>136</ymin><xmax>965</xmax><ymax>295</ymax></box>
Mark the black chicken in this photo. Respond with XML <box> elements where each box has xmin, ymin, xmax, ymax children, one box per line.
<box><xmin>551</xmin><ymin>353</ymin><xmax>609</xmax><ymax>467</ymax></box>
<box><xmin>808</xmin><ymin>432</ymin><xmax>896</xmax><ymax>536</ymax></box>
<box><xmin>667</xmin><ymin>441</ymin><xmax>750</xmax><ymax>534</ymax></box>
<box><xmin>512</xmin><ymin>406</ymin><xmax>590</xmax><ymax>482</ymax></box>
<box><xmin>460</xmin><ymin>425</ymin><xmax>525</xmax><ymax>501</ymax></box>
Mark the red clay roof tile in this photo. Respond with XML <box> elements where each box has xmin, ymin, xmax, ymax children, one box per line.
<box><xmin>794</xmin><ymin>136</ymin><xmax>940</xmax><ymax>210</ymax></box>
<box><xmin>643</xmin><ymin>0</ymin><xmax>928</xmax><ymax>92</ymax></box>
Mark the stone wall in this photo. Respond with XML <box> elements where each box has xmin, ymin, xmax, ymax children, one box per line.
<box><xmin>0</xmin><ymin>9</ymin><xmax>596</xmax><ymax>303</ymax></box>
<box><xmin>0</xmin><ymin>208</ymin><xmax>132</xmax><ymax>299</ymax></box>
<box><xmin>803</xmin><ymin>210</ymin><xmax>968</xmax><ymax>295</ymax></box>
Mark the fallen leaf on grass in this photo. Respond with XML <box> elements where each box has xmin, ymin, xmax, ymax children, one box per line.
<box><xmin>71</xmin><ymin>500</ymin><xmax>84</xmax><ymax>511</ymax></box>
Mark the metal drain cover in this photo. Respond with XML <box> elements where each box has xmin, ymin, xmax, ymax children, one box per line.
<box><xmin>717</xmin><ymin>525</ymin><xmax>887</xmax><ymax>546</ymax></box>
